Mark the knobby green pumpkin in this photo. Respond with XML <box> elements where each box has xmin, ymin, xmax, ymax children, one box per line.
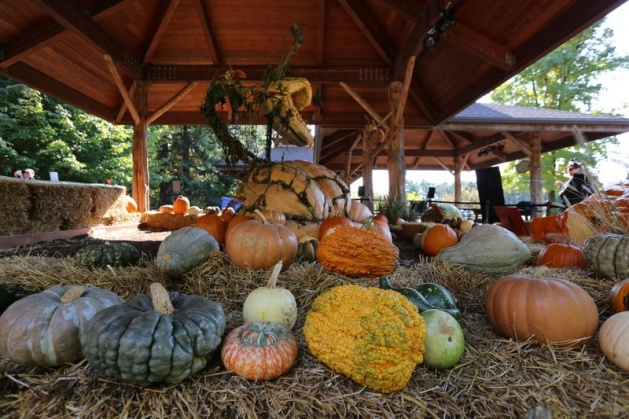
<box><xmin>74</xmin><ymin>241</ymin><xmax>141</xmax><ymax>269</ymax></box>
<box><xmin>582</xmin><ymin>233</ymin><xmax>629</xmax><ymax>279</ymax></box>
<box><xmin>155</xmin><ymin>226</ymin><xmax>220</xmax><ymax>278</ymax></box>
<box><xmin>81</xmin><ymin>283</ymin><xmax>226</xmax><ymax>386</ymax></box>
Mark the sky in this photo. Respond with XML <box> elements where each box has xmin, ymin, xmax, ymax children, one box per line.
<box><xmin>361</xmin><ymin>2</ymin><xmax>629</xmax><ymax>196</ymax></box>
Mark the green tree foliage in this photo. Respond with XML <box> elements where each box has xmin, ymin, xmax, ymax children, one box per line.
<box><xmin>0</xmin><ymin>77</ymin><xmax>133</xmax><ymax>184</ymax></box>
<box><xmin>489</xmin><ymin>21</ymin><xmax>629</xmax><ymax>199</ymax></box>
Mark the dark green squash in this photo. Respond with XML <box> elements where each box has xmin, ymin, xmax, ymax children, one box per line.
<box><xmin>583</xmin><ymin>233</ymin><xmax>629</xmax><ymax>279</ymax></box>
<box><xmin>155</xmin><ymin>226</ymin><xmax>220</xmax><ymax>278</ymax></box>
<box><xmin>74</xmin><ymin>241</ymin><xmax>141</xmax><ymax>269</ymax></box>
<box><xmin>297</xmin><ymin>235</ymin><xmax>319</xmax><ymax>262</ymax></box>
<box><xmin>379</xmin><ymin>277</ymin><xmax>461</xmax><ymax>319</ymax></box>
<box><xmin>81</xmin><ymin>283</ymin><xmax>226</xmax><ymax>386</ymax></box>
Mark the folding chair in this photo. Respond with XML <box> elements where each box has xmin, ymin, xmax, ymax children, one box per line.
<box><xmin>492</xmin><ymin>206</ymin><xmax>530</xmax><ymax>236</ymax></box>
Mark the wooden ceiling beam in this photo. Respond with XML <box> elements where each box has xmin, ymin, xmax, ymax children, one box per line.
<box><xmin>338</xmin><ymin>0</ymin><xmax>396</xmax><ymax>65</ymax></box>
<box><xmin>0</xmin><ymin>0</ymin><xmax>126</xmax><ymax>68</ymax></box>
<box><xmin>104</xmin><ymin>54</ymin><xmax>140</xmax><ymax>125</ymax></box>
<box><xmin>194</xmin><ymin>0</ymin><xmax>220</xmax><ymax>64</ymax></box>
<box><xmin>31</xmin><ymin>0</ymin><xmax>141</xmax><ymax>78</ymax></box>
<box><xmin>145</xmin><ymin>65</ymin><xmax>392</xmax><ymax>84</ymax></box>
<box><xmin>448</xmin><ymin>22</ymin><xmax>515</xmax><ymax>70</ymax></box>
<box><xmin>501</xmin><ymin>131</ymin><xmax>533</xmax><ymax>157</ymax></box>
<box><xmin>147</xmin><ymin>82</ymin><xmax>199</xmax><ymax>125</ymax></box>
<box><xmin>370</xmin><ymin>0</ymin><xmax>424</xmax><ymax>19</ymax></box>
<box><xmin>141</xmin><ymin>0</ymin><xmax>181</xmax><ymax>65</ymax></box>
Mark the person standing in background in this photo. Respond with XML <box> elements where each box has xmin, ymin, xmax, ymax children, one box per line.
<box><xmin>22</xmin><ymin>168</ymin><xmax>35</xmax><ymax>180</ymax></box>
<box><xmin>556</xmin><ymin>160</ymin><xmax>592</xmax><ymax>207</ymax></box>
<box><xmin>13</xmin><ymin>170</ymin><xmax>23</xmax><ymax>178</ymax></box>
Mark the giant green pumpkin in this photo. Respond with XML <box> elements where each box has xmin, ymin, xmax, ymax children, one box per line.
<box><xmin>81</xmin><ymin>283</ymin><xmax>226</xmax><ymax>386</ymax></box>
<box><xmin>582</xmin><ymin>233</ymin><xmax>629</xmax><ymax>279</ymax></box>
<box><xmin>74</xmin><ymin>242</ymin><xmax>141</xmax><ymax>269</ymax></box>
<box><xmin>420</xmin><ymin>204</ymin><xmax>462</xmax><ymax>223</ymax></box>
<box><xmin>155</xmin><ymin>226</ymin><xmax>220</xmax><ymax>278</ymax></box>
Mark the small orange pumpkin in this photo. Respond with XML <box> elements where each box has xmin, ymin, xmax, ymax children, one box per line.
<box><xmin>610</xmin><ymin>278</ymin><xmax>629</xmax><ymax>314</ymax></box>
<box><xmin>172</xmin><ymin>195</ymin><xmax>191</xmax><ymax>215</ymax></box>
<box><xmin>536</xmin><ymin>242</ymin><xmax>586</xmax><ymax>269</ymax></box>
<box><xmin>529</xmin><ymin>215</ymin><xmax>566</xmax><ymax>243</ymax></box>
<box><xmin>421</xmin><ymin>224</ymin><xmax>458</xmax><ymax>257</ymax></box>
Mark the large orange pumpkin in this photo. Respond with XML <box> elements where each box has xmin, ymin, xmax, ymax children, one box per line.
<box><xmin>485</xmin><ymin>273</ymin><xmax>599</xmax><ymax>348</ymax></box>
<box><xmin>224</xmin><ymin>212</ymin><xmax>297</xmax><ymax>271</ymax></box>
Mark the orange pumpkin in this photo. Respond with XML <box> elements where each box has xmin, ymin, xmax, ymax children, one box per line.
<box><xmin>221</xmin><ymin>321</ymin><xmax>298</xmax><ymax>381</ymax></box>
<box><xmin>224</xmin><ymin>211</ymin><xmax>297</xmax><ymax>271</ymax></box>
<box><xmin>244</xmin><ymin>208</ymin><xmax>286</xmax><ymax>225</ymax></box>
<box><xmin>610</xmin><ymin>278</ymin><xmax>629</xmax><ymax>314</ymax></box>
<box><xmin>220</xmin><ymin>207</ymin><xmax>236</xmax><ymax>223</ymax></box>
<box><xmin>172</xmin><ymin>195</ymin><xmax>191</xmax><ymax>215</ymax></box>
<box><xmin>125</xmin><ymin>196</ymin><xmax>138</xmax><ymax>213</ymax></box>
<box><xmin>225</xmin><ymin>214</ymin><xmax>255</xmax><ymax>245</ymax></box>
<box><xmin>373</xmin><ymin>213</ymin><xmax>389</xmax><ymax>225</ymax></box>
<box><xmin>485</xmin><ymin>273</ymin><xmax>599</xmax><ymax>348</ymax></box>
<box><xmin>529</xmin><ymin>215</ymin><xmax>567</xmax><ymax>243</ymax></box>
<box><xmin>195</xmin><ymin>214</ymin><xmax>227</xmax><ymax>245</ymax></box>
<box><xmin>421</xmin><ymin>224</ymin><xmax>458</xmax><ymax>257</ymax></box>
<box><xmin>319</xmin><ymin>216</ymin><xmax>353</xmax><ymax>239</ymax></box>
<box><xmin>535</xmin><ymin>242</ymin><xmax>586</xmax><ymax>269</ymax></box>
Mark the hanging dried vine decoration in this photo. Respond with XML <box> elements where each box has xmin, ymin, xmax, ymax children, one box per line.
<box><xmin>201</xmin><ymin>21</ymin><xmax>311</xmax><ymax>167</ymax></box>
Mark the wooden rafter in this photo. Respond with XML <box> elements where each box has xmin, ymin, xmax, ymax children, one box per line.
<box><xmin>448</xmin><ymin>22</ymin><xmax>515</xmax><ymax>70</ymax></box>
<box><xmin>141</xmin><ymin>0</ymin><xmax>181</xmax><ymax>65</ymax></box>
<box><xmin>104</xmin><ymin>54</ymin><xmax>140</xmax><ymax>125</ymax></box>
<box><xmin>194</xmin><ymin>0</ymin><xmax>220</xmax><ymax>64</ymax></box>
<box><xmin>338</xmin><ymin>0</ymin><xmax>395</xmax><ymax>65</ymax></box>
<box><xmin>501</xmin><ymin>131</ymin><xmax>534</xmax><ymax>157</ymax></box>
<box><xmin>146</xmin><ymin>82</ymin><xmax>199</xmax><ymax>125</ymax></box>
<box><xmin>32</xmin><ymin>0</ymin><xmax>141</xmax><ymax>78</ymax></box>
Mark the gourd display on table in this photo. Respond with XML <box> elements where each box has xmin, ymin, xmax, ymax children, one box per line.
<box><xmin>81</xmin><ymin>283</ymin><xmax>226</xmax><ymax>386</ymax></box>
<box><xmin>74</xmin><ymin>241</ymin><xmax>141</xmax><ymax>269</ymax></box>
<box><xmin>303</xmin><ymin>284</ymin><xmax>427</xmax><ymax>393</ymax></box>
<box><xmin>485</xmin><ymin>272</ymin><xmax>599</xmax><ymax>349</ymax></box>
<box><xmin>221</xmin><ymin>321</ymin><xmax>298</xmax><ymax>381</ymax></box>
<box><xmin>155</xmin><ymin>226</ymin><xmax>220</xmax><ymax>279</ymax></box>
<box><xmin>0</xmin><ymin>285</ymin><xmax>123</xmax><ymax>367</ymax></box>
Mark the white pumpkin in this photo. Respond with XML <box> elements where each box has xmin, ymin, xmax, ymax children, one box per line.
<box><xmin>242</xmin><ymin>261</ymin><xmax>297</xmax><ymax>329</ymax></box>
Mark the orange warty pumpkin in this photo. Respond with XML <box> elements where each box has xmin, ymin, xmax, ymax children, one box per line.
<box><xmin>485</xmin><ymin>273</ymin><xmax>599</xmax><ymax>348</ymax></box>
<box><xmin>535</xmin><ymin>242</ymin><xmax>586</xmax><ymax>269</ymax></box>
<box><xmin>195</xmin><ymin>214</ymin><xmax>227</xmax><ymax>246</ymax></box>
<box><xmin>421</xmin><ymin>224</ymin><xmax>458</xmax><ymax>257</ymax></box>
<box><xmin>610</xmin><ymin>278</ymin><xmax>629</xmax><ymax>314</ymax></box>
<box><xmin>172</xmin><ymin>195</ymin><xmax>191</xmax><ymax>215</ymax></box>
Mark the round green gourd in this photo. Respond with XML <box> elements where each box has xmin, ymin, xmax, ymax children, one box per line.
<box><xmin>437</xmin><ymin>224</ymin><xmax>531</xmax><ymax>276</ymax></box>
<box><xmin>80</xmin><ymin>283</ymin><xmax>226</xmax><ymax>386</ymax></box>
<box><xmin>155</xmin><ymin>226</ymin><xmax>220</xmax><ymax>278</ymax></box>
<box><xmin>582</xmin><ymin>233</ymin><xmax>629</xmax><ymax>279</ymax></box>
<box><xmin>74</xmin><ymin>241</ymin><xmax>141</xmax><ymax>269</ymax></box>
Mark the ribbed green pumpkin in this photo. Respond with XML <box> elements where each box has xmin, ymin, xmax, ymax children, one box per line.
<box><xmin>155</xmin><ymin>227</ymin><xmax>220</xmax><ymax>278</ymax></box>
<box><xmin>81</xmin><ymin>283</ymin><xmax>225</xmax><ymax>386</ymax></box>
<box><xmin>583</xmin><ymin>233</ymin><xmax>629</xmax><ymax>279</ymax></box>
<box><xmin>74</xmin><ymin>242</ymin><xmax>141</xmax><ymax>269</ymax></box>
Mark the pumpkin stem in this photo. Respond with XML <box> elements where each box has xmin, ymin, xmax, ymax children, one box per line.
<box><xmin>150</xmin><ymin>282</ymin><xmax>175</xmax><ymax>314</ymax></box>
<box><xmin>266</xmin><ymin>260</ymin><xmax>283</xmax><ymax>288</ymax></box>
<box><xmin>60</xmin><ymin>285</ymin><xmax>85</xmax><ymax>303</ymax></box>
<box><xmin>254</xmin><ymin>209</ymin><xmax>269</xmax><ymax>224</ymax></box>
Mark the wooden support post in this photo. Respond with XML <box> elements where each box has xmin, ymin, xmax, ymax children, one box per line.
<box><xmin>132</xmin><ymin>81</ymin><xmax>150</xmax><ymax>212</ymax></box>
<box><xmin>362</xmin><ymin>129</ymin><xmax>375</xmax><ymax>212</ymax></box>
<box><xmin>529</xmin><ymin>132</ymin><xmax>544</xmax><ymax>217</ymax></box>
<box><xmin>388</xmin><ymin>80</ymin><xmax>406</xmax><ymax>210</ymax></box>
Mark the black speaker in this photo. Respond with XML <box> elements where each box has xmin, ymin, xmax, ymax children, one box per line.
<box><xmin>427</xmin><ymin>187</ymin><xmax>436</xmax><ymax>199</ymax></box>
<box><xmin>358</xmin><ymin>186</ymin><xmax>365</xmax><ymax>197</ymax></box>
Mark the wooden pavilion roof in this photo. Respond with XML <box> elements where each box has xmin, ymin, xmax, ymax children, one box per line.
<box><xmin>1</xmin><ymin>0</ymin><xmax>628</xmax><ymax>181</ymax></box>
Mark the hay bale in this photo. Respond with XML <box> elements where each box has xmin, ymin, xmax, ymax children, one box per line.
<box><xmin>0</xmin><ymin>176</ymin><xmax>136</xmax><ymax>236</ymax></box>
<box><xmin>0</xmin><ymin>248</ymin><xmax>627</xmax><ymax>418</ymax></box>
